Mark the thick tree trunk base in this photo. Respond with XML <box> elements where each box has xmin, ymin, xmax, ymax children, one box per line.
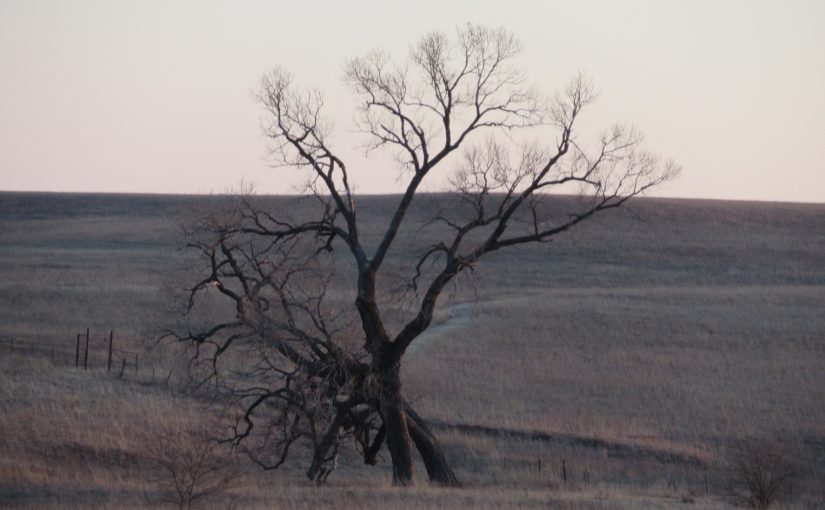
<box><xmin>378</xmin><ymin>358</ymin><xmax>416</xmax><ymax>486</ymax></box>
<box><xmin>369</xmin><ymin>344</ymin><xmax>459</xmax><ymax>487</ymax></box>
<box><xmin>405</xmin><ymin>403</ymin><xmax>460</xmax><ymax>487</ymax></box>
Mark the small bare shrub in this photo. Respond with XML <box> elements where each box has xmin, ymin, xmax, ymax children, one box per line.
<box><xmin>146</xmin><ymin>421</ymin><xmax>239</xmax><ymax>510</ymax></box>
<box><xmin>727</xmin><ymin>438</ymin><xmax>797</xmax><ymax>509</ymax></box>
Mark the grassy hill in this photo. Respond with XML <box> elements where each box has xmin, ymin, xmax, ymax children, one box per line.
<box><xmin>1</xmin><ymin>192</ymin><xmax>823</xmax><ymax>508</ymax></box>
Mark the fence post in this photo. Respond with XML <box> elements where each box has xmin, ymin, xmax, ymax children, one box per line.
<box><xmin>75</xmin><ymin>334</ymin><xmax>81</xmax><ymax>367</ymax></box>
<box><xmin>107</xmin><ymin>330</ymin><xmax>113</xmax><ymax>372</ymax></box>
<box><xmin>120</xmin><ymin>358</ymin><xmax>126</xmax><ymax>378</ymax></box>
<box><xmin>562</xmin><ymin>459</ymin><xmax>567</xmax><ymax>483</ymax></box>
<box><xmin>83</xmin><ymin>328</ymin><xmax>90</xmax><ymax>369</ymax></box>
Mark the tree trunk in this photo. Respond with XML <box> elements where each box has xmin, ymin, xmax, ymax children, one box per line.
<box><xmin>405</xmin><ymin>403</ymin><xmax>460</xmax><ymax>487</ymax></box>
<box><xmin>305</xmin><ymin>410</ymin><xmax>347</xmax><ymax>482</ymax></box>
<box><xmin>363</xmin><ymin>424</ymin><xmax>385</xmax><ymax>465</ymax></box>
<box><xmin>377</xmin><ymin>354</ymin><xmax>416</xmax><ymax>486</ymax></box>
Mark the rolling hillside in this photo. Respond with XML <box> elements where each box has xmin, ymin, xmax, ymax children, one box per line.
<box><xmin>1</xmin><ymin>192</ymin><xmax>823</xmax><ymax>508</ymax></box>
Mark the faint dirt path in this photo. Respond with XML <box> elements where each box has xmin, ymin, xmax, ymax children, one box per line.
<box><xmin>406</xmin><ymin>302</ymin><xmax>476</xmax><ymax>355</ymax></box>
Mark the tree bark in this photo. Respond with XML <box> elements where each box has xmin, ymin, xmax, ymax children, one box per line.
<box><xmin>405</xmin><ymin>403</ymin><xmax>460</xmax><ymax>487</ymax></box>
<box><xmin>377</xmin><ymin>351</ymin><xmax>415</xmax><ymax>486</ymax></box>
<box><xmin>363</xmin><ymin>424</ymin><xmax>385</xmax><ymax>465</ymax></box>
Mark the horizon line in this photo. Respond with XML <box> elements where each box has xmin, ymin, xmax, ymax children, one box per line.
<box><xmin>1</xmin><ymin>189</ymin><xmax>823</xmax><ymax>206</ymax></box>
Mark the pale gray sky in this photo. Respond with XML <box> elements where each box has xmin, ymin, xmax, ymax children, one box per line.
<box><xmin>1</xmin><ymin>0</ymin><xmax>823</xmax><ymax>202</ymax></box>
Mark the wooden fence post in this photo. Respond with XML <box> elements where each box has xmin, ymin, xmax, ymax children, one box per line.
<box><xmin>562</xmin><ymin>459</ymin><xmax>567</xmax><ymax>483</ymax></box>
<box><xmin>75</xmin><ymin>334</ymin><xmax>81</xmax><ymax>367</ymax></box>
<box><xmin>120</xmin><ymin>358</ymin><xmax>126</xmax><ymax>378</ymax></box>
<box><xmin>107</xmin><ymin>330</ymin><xmax>113</xmax><ymax>372</ymax></box>
<box><xmin>83</xmin><ymin>328</ymin><xmax>90</xmax><ymax>369</ymax></box>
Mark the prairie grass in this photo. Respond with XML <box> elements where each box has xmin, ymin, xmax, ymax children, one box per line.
<box><xmin>1</xmin><ymin>192</ymin><xmax>823</xmax><ymax>508</ymax></box>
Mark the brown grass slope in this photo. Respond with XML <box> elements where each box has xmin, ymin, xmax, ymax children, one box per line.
<box><xmin>0</xmin><ymin>192</ymin><xmax>823</xmax><ymax>508</ymax></box>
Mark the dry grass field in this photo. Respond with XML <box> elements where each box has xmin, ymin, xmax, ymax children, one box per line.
<box><xmin>0</xmin><ymin>191</ymin><xmax>823</xmax><ymax>509</ymax></box>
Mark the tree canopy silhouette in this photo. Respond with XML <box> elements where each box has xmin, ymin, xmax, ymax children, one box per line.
<box><xmin>171</xmin><ymin>25</ymin><xmax>678</xmax><ymax>486</ymax></box>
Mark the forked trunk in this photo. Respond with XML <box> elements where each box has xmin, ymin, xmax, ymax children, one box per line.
<box><xmin>377</xmin><ymin>355</ymin><xmax>416</xmax><ymax>486</ymax></box>
<box><xmin>405</xmin><ymin>403</ymin><xmax>460</xmax><ymax>487</ymax></box>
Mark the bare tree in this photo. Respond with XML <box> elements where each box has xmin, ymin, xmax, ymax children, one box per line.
<box><xmin>727</xmin><ymin>438</ymin><xmax>798</xmax><ymax>509</ymax></box>
<box><xmin>146</xmin><ymin>420</ymin><xmax>240</xmax><ymax>510</ymax></box>
<box><xmin>170</xmin><ymin>25</ymin><xmax>678</xmax><ymax>487</ymax></box>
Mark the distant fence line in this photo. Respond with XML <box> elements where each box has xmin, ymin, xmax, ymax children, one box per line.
<box><xmin>2</xmin><ymin>334</ymin><xmax>62</xmax><ymax>364</ymax></box>
<box><xmin>2</xmin><ymin>329</ymin><xmax>141</xmax><ymax>378</ymax></box>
